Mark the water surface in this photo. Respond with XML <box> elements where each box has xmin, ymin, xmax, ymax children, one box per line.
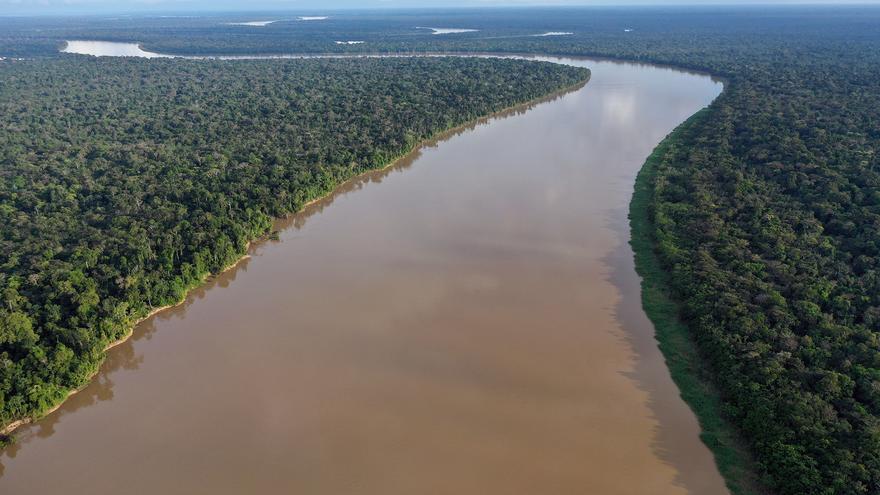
<box><xmin>418</xmin><ymin>27</ymin><xmax>479</xmax><ymax>35</ymax></box>
<box><xmin>1</xmin><ymin>52</ymin><xmax>725</xmax><ymax>495</ymax></box>
<box><xmin>226</xmin><ymin>20</ymin><xmax>278</xmax><ymax>27</ymax></box>
<box><xmin>61</xmin><ymin>40</ymin><xmax>170</xmax><ymax>58</ymax></box>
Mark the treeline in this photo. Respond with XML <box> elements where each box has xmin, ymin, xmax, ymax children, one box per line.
<box><xmin>0</xmin><ymin>56</ymin><xmax>588</xmax><ymax>432</ymax></box>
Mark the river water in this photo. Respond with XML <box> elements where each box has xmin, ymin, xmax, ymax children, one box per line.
<box><xmin>2</xmin><ymin>44</ymin><xmax>725</xmax><ymax>495</ymax></box>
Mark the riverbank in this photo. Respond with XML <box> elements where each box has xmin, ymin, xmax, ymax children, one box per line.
<box><xmin>0</xmin><ymin>73</ymin><xmax>589</xmax><ymax>440</ymax></box>
<box><xmin>0</xmin><ymin>251</ymin><xmax>253</xmax><ymax>440</ymax></box>
<box><xmin>628</xmin><ymin>108</ymin><xmax>768</xmax><ymax>495</ymax></box>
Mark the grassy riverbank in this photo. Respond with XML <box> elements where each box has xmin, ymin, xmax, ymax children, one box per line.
<box><xmin>629</xmin><ymin>108</ymin><xmax>767</xmax><ymax>495</ymax></box>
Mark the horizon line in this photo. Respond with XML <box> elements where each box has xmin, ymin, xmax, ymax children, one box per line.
<box><xmin>3</xmin><ymin>2</ymin><xmax>880</xmax><ymax>17</ymax></box>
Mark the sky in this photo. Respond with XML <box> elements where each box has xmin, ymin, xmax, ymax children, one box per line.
<box><xmin>2</xmin><ymin>0</ymin><xmax>878</xmax><ymax>15</ymax></box>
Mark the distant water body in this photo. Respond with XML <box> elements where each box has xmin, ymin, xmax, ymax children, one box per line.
<box><xmin>534</xmin><ymin>31</ymin><xmax>574</xmax><ymax>36</ymax></box>
<box><xmin>5</xmin><ymin>44</ymin><xmax>726</xmax><ymax>495</ymax></box>
<box><xmin>417</xmin><ymin>27</ymin><xmax>479</xmax><ymax>35</ymax></box>
<box><xmin>226</xmin><ymin>20</ymin><xmax>278</xmax><ymax>27</ymax></box>
<box><xmin>61</xmin><ymin>40</ymin><xmax>171</xmax><ymax>58</ymax></box>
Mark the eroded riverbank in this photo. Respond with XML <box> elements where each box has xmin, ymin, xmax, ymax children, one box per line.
<box><xmin>1</xmin><ymin>51</ymin><xmax>725</xmax><ymax>495</ymax></box>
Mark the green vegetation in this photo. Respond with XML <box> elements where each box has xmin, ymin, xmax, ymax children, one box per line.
<box><xmin>3</xmin><ymin>7</ymin><xmax>880</xmax><ymax>493</ymax></box>
<box><xmin>0</xmin><ymin>55</ymin><xmax>588</xmax><ymax>433</ymax></box>
<box><xmin>630</xmin><ymin>109</ymin><xmax>765</xmax><ymax>495</ymax></box>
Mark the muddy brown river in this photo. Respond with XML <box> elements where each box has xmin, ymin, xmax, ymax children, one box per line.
<box><xmin>0</xmin><ymin>53</ymin><xmax>724</xmax><ymax>494</ymax></box>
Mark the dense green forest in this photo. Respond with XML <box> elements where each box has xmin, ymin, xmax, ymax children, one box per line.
<box><xmin>0</xmin><ymin>55</ymin><xmax>588</xmax><ymax>436</ymax></box>
<box><xmin>3</xmin><ymin>6</ymin><xmax>880</xmax><ymax>494</ymax></box>
<box><xmin>632</xmin><ymin>45</ymin><xmax>880</xmax><ymax>495</ymax></box>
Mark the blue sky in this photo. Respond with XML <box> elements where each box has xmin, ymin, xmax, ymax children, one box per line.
<box><xmin>2</xmin><ymin>0</ymin><xmax>878</xmax><ymax>14</ymax></box>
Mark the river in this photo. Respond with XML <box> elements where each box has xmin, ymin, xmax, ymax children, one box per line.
<box><xmin>1</xmin><ymin>43</ymin><xmax>725</xmax><ymax>495</ymax></box>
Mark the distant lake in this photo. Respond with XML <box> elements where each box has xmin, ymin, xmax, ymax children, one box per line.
<box><xmin>534</xmin><ymin>31</ymin><xmax>574</xmax><ymax>36</ymax></box>
<box><xmin>417</xmin><ymin>27</ymin><xmax>479</xmax><ymax>35</ymax></box>
<box><xmin>226</xmin><ymin>20</ymin><xmax>278</xmax><ymax>27</ymax></box>
<box><xmin>61</xmin><ymin>40</ymin><xmax>170</xmax><ymax>58</ymax></box>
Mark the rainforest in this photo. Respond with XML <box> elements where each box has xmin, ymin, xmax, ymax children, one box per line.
<box><xmin>2</xmin><ymin>6</ymin><xmax>880</xmax><ymax>495</ymax></box>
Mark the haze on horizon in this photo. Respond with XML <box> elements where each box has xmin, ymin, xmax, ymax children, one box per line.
<box><xmin>2</xmin><ymin>0</ymin><xmax>879</xmax><ymax>15</ymax></box>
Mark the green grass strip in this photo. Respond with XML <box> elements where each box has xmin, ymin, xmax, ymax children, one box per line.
<box><xmin>629</xmin><ymin>108</ymin><xmax>769</xmax><ymax>495</ymax></box>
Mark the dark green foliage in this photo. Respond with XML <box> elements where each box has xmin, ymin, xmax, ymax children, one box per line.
<box><xmin>631</xmin><ymin>110</ymin><xmax>767</xmax><ymax>495</ymax></box>
<box><xmin>0</xmin><ymin>55</ymin><xmax>587</xmax><ymax>431</ymax></box>
<box><xmin>643</xmin><ymin>65</ymin><xmax>880</xmax><ymax>494</ymax></box>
